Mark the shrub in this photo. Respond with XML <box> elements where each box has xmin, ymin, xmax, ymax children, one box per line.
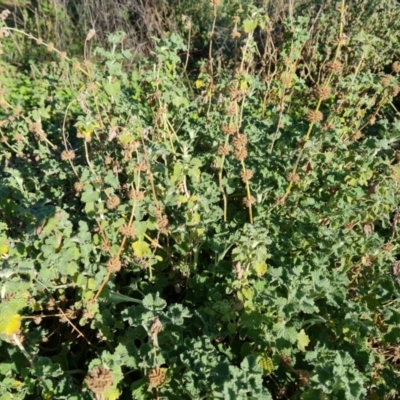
<box><xmin>0</xmin><ymin>1</ymin><xmax>400</xmax><ymax>399</ymax></box>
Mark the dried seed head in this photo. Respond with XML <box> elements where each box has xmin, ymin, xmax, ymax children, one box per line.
<box><xmin>107</xmin><ymin>257</ymin><xmax>122</xmax><ymax>273</ymax></box>
<box><xmin>226</xmin><ymin>102</ymin><xmax>238</xmax><ymax>116</ymax></box>
<box><xmin>306</xmin><ymin>110</ymin><xmax>323</xmax><ymax>123</ymax></box>
<box><xmin>231</xmin><ymin>30</ymin><xmax>241</xmax><ymax>40</ymax></box>
<box><xmin>369</xmin><ymin>116</ymin><xmax>376</xmax><ymax>125</ymax></box>
<box><xmin>107</xmin><ymin>196</ymin><xmax>121</xmax><ymax>210</ymax></box>
<box><xmin>240</xmin><ymin>169</ymin><xmax>253</xmax><ymax>183</ymax></box>
<box><xmin>221</xmin><ymin>123</ymin><xmax>237</xmax><ymax>135</ymax></box>
<box><xmin>325</xmin><ymin>60</ymin><xmax>342</xmax><ymax>74</ymax></box>
<box><xmin>363</xmin><ymin>223</ymin><xmax>374</xmax><ymax>235</ymax></box>
<box><xmin>85</xmin><ymin>366</ymin><xmax>113</xmax><ymax>394</ymax></box>
<box><xmin>298</xmin><ymin>370</ymin><xmax>311</xmax><ymax>385</ymax></box>
<box><xmin>47</xmin><ymin>42</ymin><xmax>54</xmax><ymax>52</ymax></box>
<box><xmin>157</xmin><ymin>214</ymin><xmax>170</xmax><ymax>234</ymax></box>
<box><xmin>129</xmin><ymin>189</ymin><xmax>145</xmax><ymax>201</ymax></box>
<box><xmin>74</xmin><ymin>181</ymin><xmax>84</xmax><ymax>193</ymax></box>
<box><xmin>383</xmin><ymin>242</ymin><xmax>393</xmax><ymax>252</ymax></box>
<box><xmin>36</xmin><ymin>37</ymin><xmax>43</xmax><ymax>45</ymax></box>
<box><xmin>232</xmin><ymin>133</ymin><xmax>248</xmax><ymax>149</ymax></box>
<box><xmin>234</xmin><ymin>147</ymin><xmax>248</xmax><ymax>161</ymax></box>
<box><xmin>85</xmin><ymin>29</ymin><xmax>96</xmax><ymax>42</ymax></box>
<box><xmin>148</xmin><ymin>367</ymin><xmax>166</xmax><ymax>389</ymax></box>
<box><xmin>14</xmin><ymin>133</ymin><xmax>24</xmax><ymax>142</ymax></box>
<box><xmin>390</xmin><ymin>86</ymin><xmax>400</xmax><ymax>97</ymax></box>
<box><xmin>134</xmin><ymin>162</ymin><xmax>147</xmax><ymax>172</ymax></box>
<box><xmin>381</xmin><ymin>74</ymin><xmax>393</xmax><ymax>88</ymax></box>
<box><xmin>82</xmin><ymin>59</ymin><xmax>93</xmax><ymax>69</ymax></box>
<box><xmin>351</xmin><ymin>130</ymin><xmax>362</xmax><ymax>141</ymax></box>
<box><xmin>315</xmin><ymin>85</ymin><xmax>331</xmax><ymax>100</ymax></box>
<box><xmin>0</xmin><ymin>28</ymin><xmax>10</xmax><ymax>39</ymax></box>
<box><xmin>392</xmin><ymin>61</ymin><xmax>400</xmax><ymax>73</ymax></box>
<box><xmin>218</xmin><ymin>144</ymin><xmax>231</xmax><ymax>156</ymax></box>
<box><xmin>0</xmin><ymin>9</ymin><xmax>11</xmax><ymax>21</ymax></box>
<box><xmin>61</xmin><ymin>150</ymin><xmax>76</xmax><ymax>161</ymax></box>
<box><xmin>92</xmin><ymin>176</ymin><xmax>103</xmax><ymax>185</ymax></box>
<box><xmin>322</xmin><ymin>121</ymin><xmax>334</xmax><ymax>131</ymax></box>
<box><xmin>119</xmin><ymin>223</ymin><xmax>136</xmax><ymax>238</ymax></box>
<box><xmin>100</xmin><ymin>242</ymin><xmax>110</xmax><ymax>252</ymax></box>
<box><xmin>242</xmin><ymin>196</ymin><xmax>256</xmax><ymax>207</ymax></box>
<box><xmin>286</xmin><ymin>172</ymin><xmax>300</xmax><ymax>184</ymax></box>
<box><xmin>361</xmin><ymin>254</ymin><xmax>373</xmax><ymax>266</ymax></box>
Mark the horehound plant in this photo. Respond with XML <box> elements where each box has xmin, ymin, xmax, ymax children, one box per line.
<box><xmin>278</xmin><ymin>0</ymin><xmax>348</xmax><ymax>206</ymax></box>
<box><xmin>1</xmin><ymin>2</ymin><xmax>400</xmax><ymax>399</ymax></box>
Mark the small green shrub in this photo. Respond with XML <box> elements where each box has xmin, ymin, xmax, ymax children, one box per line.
<box><xmin>0</xmin><ymin>1</ymin><xmax>400</xmax><ymax>399</ymax></box>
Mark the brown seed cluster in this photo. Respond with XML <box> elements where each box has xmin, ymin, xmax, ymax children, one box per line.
<box><xmin>315</xmin><ymin>85</ymin><xmax>331</xmax><ymax>100</ymax></box>
<box><xmin>119</xmin><ymin>223</ymin><xmax>136</xmax><ymax>238</ymax></box>
<box><xmin>351</xmin><ymin>130</ymin><xmax>362</xmax><ymax>141</ymax></box>
<box><xmin>232</xmin><ymin>132</ymin><xmax>248</xmax><ymax>161</ymax></box>
<box><xmin>234</xmin><ymin>147</ymin><xmax>248</xmax><ymax>162</ymax></box>
<box><xmin>361</xmin><ymin>254</ymin><xmax>374</xmax><ymax>266</ymax></box>
<box><xmin>107</xmin><ymin>257</ymin><xmax>122</xmax><ymax>273</ymax></box>
<box><xmin>74</xmin><ymin>181</ymin><xmax>84</xmax><ymax>193</ymax></box>
<box><xmin>61</xmin><ymin>150</ymin><xmax>76</xmax><ymax>161</ymax></box>
<box><xmin>286</xmin><ymin>172</ymin><xmax>300</xmax><ymax>184</ymax></box>
<box><xmin>229</xmin><ymin>86</ymin><xmax>247</xmax><ymax>102</ymax></box>
<box><xmin>240</xmin><ymin>169</ymin><xmax>253</xmax><ymax>183</ymax></box>
<box><xmin>231</xmin><ymin>29</ymin><xmax>241</xmax><ymax>40</ymax></box>
<box><xmin>391</xmin><ymin>86</ymin><xmax>400</xmax><ymax>97</ymax></box>
<box><xmin>0</xmin><ymin>9</ymin><xmax>10</xmax><ymax>21</ymax></box>
<box><xmin>381</xmin><ymin>74</ymin><xmax>393</xmax><ymax>88</ymax></box>
<box><xmin>148</xmin><ymin>367</ymin><xmax>166</xmax><ymax>390</ymax></box>
<box><xmin>100</xmin><ymin>242</ymin><xmax>110</xmax><ymax>252</ymax></box>
<box><xmin>392</xmin><ymin>61</ymin><xmax>400</xmax><ymax>73</ymax></box>
<box><xmin>221</xmin><ymin>123</ymin><xmax>237</xmax><ymax>135</ymax></box>
<box><xmin>29</xmin><ymin>120</ymin><xmax>47</xmax><ymax>141</ymax></box>
<box><xmin>218</xmin><ymin>144</ymin><xmax>231</xmax><ymax>156</ymax></box>
<box><xmin>134</xmin><ymin>162</ymin><xmax>147</xmax><ymax>172</ymax></box>
<box><xmin>85</xmin><ymin>366</ymin><xmax>113</xmax><ymax>394</ymax></box>
<box><xmin>226</xmin><ymin>102</ymin><xmax>238</xmax><ymax>116</ymax></box>
<box><xmin>107</xmin><ymin>196</ymin><xmax>121</xmax><ymax>210</ymax></box>
<box><xmin>306</xmin><ymin>110</ymin><xmax>323</xmax><ymax>123</ymax></box>
<box><xmin>242</xmin><ymin>196</ymin><xmax>256</xmax><ymax>207</ymax></box>
<box><xmin>154</xmin><ymin>206</ymin><xmax>170</xmax><ymax>234</ymax></box>
<box><xmin>129</xmin><ymin>189</ymin><xmax>145</xmax><ymax>201</ymax></box>
<box><xmin>325</xmin><ymin>60</ymin><xmax>342</xmax><ymax>74</ymax></box>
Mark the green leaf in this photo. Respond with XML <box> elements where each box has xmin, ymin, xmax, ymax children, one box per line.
<box><xmin>297</xmin><ymin>329</ymin><xmax>310</xmax><ymax>352</ymax></box>
<box><xmin>243</xmin><ymin>19</ymin><xmax>258</xmax><ymax>33</ymax></box>
<box><xmin>132</xmin><ymin>240</ymin><xmax>151</xmax><ymax>257</ymax></box>
<box><xmin>142</xmin><ymin>293</ymin><xmax>166</xmax><ymax>312</ymax></box>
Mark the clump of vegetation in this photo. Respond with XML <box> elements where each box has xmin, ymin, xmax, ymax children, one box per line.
<box><xmin>1</xmin><ymin>1</ymin><xmax>400</xmax><ymax>399</ymax></box>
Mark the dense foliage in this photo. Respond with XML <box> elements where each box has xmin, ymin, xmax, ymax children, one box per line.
<box><xmin>1</xmin><ymin>1</ymin><xmax>400</xmax><ymax>399</ymax></box>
